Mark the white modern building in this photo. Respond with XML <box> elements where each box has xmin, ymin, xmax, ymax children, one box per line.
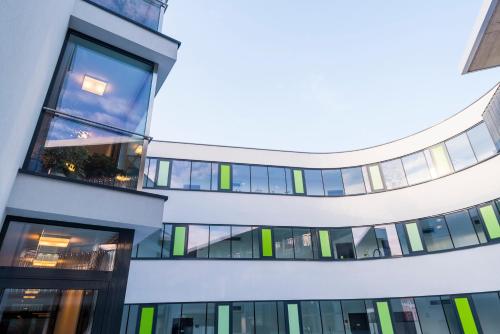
<box><xmin>0</xmin><ymin>1</ymin><xmax>500</xmax><ymax>334</ymax></box>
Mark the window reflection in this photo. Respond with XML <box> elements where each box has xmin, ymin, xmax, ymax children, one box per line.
<box><xmin>232</xmin><ymin>165</ymin><xmax>250</xmax><ymax>192</ymax></box>
<box><xmin>190</xmin><ymin>162</ymin><xmax>211</xmax><ymax>190</ymax></box>
<box><xmin>170</xmin><ymin>160</ymin><xmax>191</xmax><ymax>189</ymax></box>
<box><xmin>380</xmin><ymin>159</ymin><xmax>408</xmax><ymax>190</ymax></box>
<box><xmin>402</xmin><ymin>152</ymin><xmax>431</xmax><ymax>185</ymax></box>
<box><xmin>331</xmin><ymin>228</ymin><xmax>355</xmax><ymax>260</ymax></box>
<box><xmin>467</xmin><ymin>123</ymin><xmax>497</xmax><ymax>161</ymax></box>
<box><xmin>419</xmin><ymin>217</ymin><xmax>454</xmax><ymax>252</ymax></box>
<box><xmin>445</xmin><ymin>134</ymin><xmax>477</xmax><ymax>171</ymax></box>
<box><xmin>322</xmin><ymin>169</ymin><xmax>344</xmax><ymax>196</ymax></box>
<box><xmin>251</xmin><ymin>166</ymin><xmax>269</xmax><ymax>193</ymax></box>
<box><xmin>304</xmin><ymin>169</ymin><xmax>325</xmax><ymax>196</ymax></box>
<box><xmin>341</xmin><ymin>167</ymin><xmax>366</xmax><ymax>195</ymax></box>
<box><xmin>268</xmin><ymin>167</ymin><xmax>287</xmax><ymax>194</ymax></box>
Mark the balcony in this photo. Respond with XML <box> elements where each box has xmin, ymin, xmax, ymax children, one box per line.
<box><xmin>85</xmin><ymin>0</ymin><xmax>167</xmax><ymax>31</ymax></box>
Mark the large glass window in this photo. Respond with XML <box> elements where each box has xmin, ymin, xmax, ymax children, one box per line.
<box><xmin>162</xmin><ymin>224</ymin><xmax>173</xmax><ymax>258</ymax></box>
<box><xmin>468</xmin><ymin>208</ymin><xmax>488</xmax><ymax>244</ymax></box>
<box><xmin>180</xmin><ymin>303</ymin><xmax>208</xmax><ymax>334</ymax></box>
<box><xmin>445</xmin><ymin>133</ymin><xmax>477</xmax><ymax>171</ymax></box>
<box><xmin>341</xmin><ymin>167</ymin><xmax>366</xmax><ymax>195</ymax></box>
<box><xmin>380</xmin><ymin>158</ymin><xmax>408</xmax><ymax>189</ymax></box>
<box><xmin>135</xmin><ymin>228</ymin><xmax>163</xmax><ymax>258</ymax></box>
<box><xmin>268</xmin><ymin>167</ymin><xmax>287</xmax><ymax>194</ymax></box>
<box><xmin>190</xmin><ymin>162</ymin><xmax>211</xmax><ymax>190</ymax></box>
<box><xmin>390</xmin><ymin>298</ymin><xmax>422</xmax><ymax>334</ymax></box>
<box><xmin>467</xmin><ymin>123</ymin><xmax>497</xmax><ymax>161</ymax></box>
<box><xmin>425</xmin><ymin>144</ymin><xmax>453</xmax><ymax>178</ymax></box>
<box><xmin>483</xmin><ymin>91</ymin><xmax>500</xmax><ymax>151</ymax></box>
<box><xmin>374</xmin><ymin>224</ymin><xmax>402</xmax><ymax>257</ymax></box>
<box><xmin>251</xmin><ymin>166</ymin><xmax>269</xmax><ymax>193</ymax></box>
<box><xmin>402</xmin><ymin>152</ymin><xmax>431</xmax><ymax>185</ymax></box>
<box><xmin>156</xmin><ymin>304</ymin><xmax>181</xmax><ymax>334</ymax></box>
<box><xmin>300</xmin><ymin>301</ymin><xmax>322</xmax><ymax>334</ymax></box>
<box><xmin>170</xmin><ymin>160</ymin><xmax>191</xmax><ymax>189</ymax></box>
<box><xmin>0</xmin><ymin>221</ymin><xmax>119</xmax><ymax>271</ymax></box>
<box><xmin>322</xmin><ymin>169</ymin><xmax>344</xmax><ymax>196</ymax></box>
<box><xmin>209</xmin><ymin>225</ymin><xmax>231</xmax><ymax>258</ymax></box>
<box><xmin>444</xmin><ymin>211</ymin><xmax>479</xmax><ymax>248</ymax></box>
<box><xmin>341</xmin><ymin>300</ymin><xmax>371</xmax><ymax>334</ymax></box>
<box><xmin>232</xmin><ymin>164</ymin><xmax>251</xmax><ymax>192</ymax></box>
<box><xmin>187</xmin><ymin>225</ymin><xmax>209</xmax><ymax>258</ymax></box>
<box><xmin>274</xmin><ymin>228</ymin><xmax>294</xmax><ymax>259</ymax></box>
<box><xmin>320</xmin><ymin>301</ymin><xmax>344</xmax><ymax>334</ymax></box>
<box><xmin>292</xmin><ymin>228</ymin><xmax>314</xmax><ymax>259</ymax></box>
<box><xmin>352</xmin><ymin>227</ymin><xmax>380</xmax><ymax>259</ymax></box>
<box><xmin>419</xmin><ymin>217</ymin><xmax>454</xmax><ymax>252</ymax></box>
<box><xmin>231</xmin><ymin>226</ymin><xmax>254</xmax><ymax>259</ymax></box>
<box><xmin>232</xmin><ymin>302</ymin><xmax>255</xmax><ymax>334</ymax></box>
<box><xmin>331</xmin><ymin>228</ymin><xmax>355</xmax><ymax>260</ymax></box>
<box><xmin>304</xmin><ymin>169</ymin><xmax>325</xmax><ymax>196</ymax></box>
<box><xmin>143</xmin><ymin>158</ymin><xmax>157</xmax><ymax>188</ymax></box>
<box><xmin>471</xmin><ymin>292</ymin><xmax>500</xmax><ymax>334</ymax></box>
<box><xmin>255</xmin><ymin>302</ymin><xmax>279</xmax><ymax>334</ymax></box>
<box><xmin>414</xmin><ymin>297</ymin><xmax>449</xmax><ymax>334</ymax></box>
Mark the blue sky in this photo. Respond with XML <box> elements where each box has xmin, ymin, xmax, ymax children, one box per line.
<box><xmin>151</xmin><ymin>0</ymin><xmax>500</xmax><ymax>152</ymax></box>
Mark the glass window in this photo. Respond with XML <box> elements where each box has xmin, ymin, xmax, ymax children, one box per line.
<box><xmin>211</xmin><ymin>163</ymin><xmax>219</xmax><ymax>191</ymax></box>
<box><xmin>170</xmin><ymin>160</ymin><xmax>191</xmax><ymax>189</ymax></box>
<box><xmin>207</xmin><ymin>303</ymin><xmax>216</xmax><ymax>334</ymax></box>
<box><xmin>217</xmin><ymin>305</ymin><xmax>231</xmax><ymax>334</ymax></box>
<box><xmin>209</xmin><ymin>226</ymin><xmax>231</xmax><ymax>258</ymax></box>
<box><xmin>261</xmin><ymin>228</ymin><xmax>273</xmax><ymax>257</ymax></box>
<box><xmin>318</xmin><ymin>230</ymin><xmax>332</xmax><ymax>258</ymax></box>
<box><xmin>157</xmin><ymin>160</ymin><xmax>170</xmax><ymax>187</ymax></box>
<box><xmin>156</xmin><ymin>304</ymin><xmax>182</xmax><ymax>334</ymax></box>
<box><xmin>304</xmin><ymin>169</ymin><xmax>325</xmax><ymax>196</ymax></box>
<box><xmin>381</xmin><ymin>158</ymin><xmax>408</xmax><ymax>190</ymax></box>
<box><xmin>292</xmin><ymin>228</ymin><xmax>314</xmax><ymax>259</ymax></box>
<box><xmin>483</xmin><ymin>93</ymin><xmax>500</xmax><ymax>151</ymax></box>
<box><xmin>233</xmin><ymin>302</ymin><xmax>255</xmax><ymax>334</ymax></box>
<box><xmin>251</xmin><ymin>166</ymin><xmax>269</xmax><ymax>193</ymax></box>
<box><xmin>255</xmin><ymin>302</ymin><xmax>279</xmax><ymax>334</ymax></box>
<box><xmin>0</xmin><ymin>221</ymin><xmax>119</xmax><ymax>271</ymax></box>
<box><xmin>467</xmin><ymin>123</ymin><xmax>497</xmax><ymax>161</ymax></box>
<box><xmin>286</xmin><ymin>304</ymin><xmax>301</xmax><ymax>334</ymax></box>
<box><xmin>425</xmin><ymin>144</ymin><xmax>453</xmax><ymax>178</ymax></box>
<box><xmin>402</xmin><ymin>151</ymin><xmax>431</xmax><ymax>185</ymax></box>
<box><xmin>341</xmin><ymin>300</ymin><xmax>371</xmax><ymax>334</ymax></box>
<box><xmin>143</xmin><ymin>158</ymin><xmax>157</xmax><ymax>188</ymax></box>
<box><xmin>292</xmin><ymin>169</ymin><xmax>305</xmax><ymax>194</ymax></box>
<box><xmin>87</xmin><ymin>0</ymin><xmax>163</xmax><ymax>30</ymax></box>
<box><xmin>404</xmin><ymin>222</ymin><xmax>425</xmax><ymax>253</ymax></box>
<box><xmin>124</xmin><ymin>304</ymin><xmax>139</xmax><ymax>334</ymax></box>
<box><xmin>190</xmin><ymin>162</ymin><xmax>211</xmax><ymax>190</ymax></box>
<box><xmin>285</xmin><ymin>168</ymin><xmax>294</xmax><ymax>194</ymax></box>
<box><xmin>187</xmin><ymin>225</ymin><xmax>209</xmax><ymax>258</ymax></box>
<box><xmin>453</xmin><ymin>297</ymin><xmax>480</xmax><ymax>334</ymax></box>
<box><xmin>136</xmin><ymin>228</ymin><xmax>163</xmax><ymax>258</ymax></box>
<box><xmin>375</xmin><ymin>224</ymin><xmax>403</xmax><ymax>257</ymax></box>
<box><xmin>322</xmin><ymin>169</ymin><xmax>344</xmax><ymax>196</ymax></box>
<box><xmin>445</xmin><ymin>133</ymin><xmax>477</xmax><ymax>171</ymax></box>
<box><xmin>364</xmin><ymin>300</ymin><xmax>381</xmax><ymax>334</ymax></box>
<box><xmin>300</xmin><ymin>301</ymin><xmax>322</xmax><ymax>334</ymax></box>
<box><xmin>268</xmin><ymin>167</ymin><xmax>287</xmax><ymax>194</ymax></box>
<box><xmin>368</xmin><ymin>164</ymin><xmax>384</xmax><ymax>191</ymax></box>
<box><xmin>233</xmin><ymin>164</ymin><xmax>250</xmax><ymax>192</ymax></box>
<box><xmin>419</xmin><ymin>217</ymin><xmax>454</xmax><ymax>252</ymax></box>
<box><xmin>390</xmin><ymin>298</ymin><xmax>422</xmax><ymax>334</ymax></box>
<box><xmin>172</xmin><ymin>226</ymin><xmax>186</xmax><ymax>256</ymax></box>
<box><xmin>180</xmin><ymin>303</ymin><xmax>207</xmax><ymax>334</ymax></box>
<box><xmin>445</xmin><ymin>211</ymin><xmax>479</xmax><ymax>248</ymax></box>
<box><xmin>341</xmin><ymin>167</ymin><xmax>366</xmax><ymax>195</ymax></box>
<box><xmin>352</xmin><ymin>227</ymin><xmax>380</xmax><ymax>259</ymax></box>
<box><xmin>274</xmin><ymin>228</ymin><xmax>294</xmax><ymax>259</ymax></box>
<box><xmin>320</xmin><ymin>301</ymin><xmax>344</xmax><ymax>334</ymax></box>
<box><xmin>231</xmin><ymin>226</ymin><xmax>254</xmax><ymax>259</ymax></box>
<box><xmin>375</xmin><ymin>301</ymin><xmax>395</xmax><ymax>334</ymax></box>
<box><xmin>414</xmin><ymin>296</ymin><xmax>450</xmax><ymax>334</ymax></box>
<box><xmin>220</xmin><ymin>164</ymin><xmax>231</xmax><ymax>191</ymax></box>
<box><xmin>277</xmin><ymin>302</ymin><xmax>287</xmax><ymax>334</ymax></box>
<box><xmin>252</xmin><ymin>229</ymin><xmax>260</xmax><ymax>259</ymax></box>
<box><xmin>471</xmin><ymin>292</ymin><xmax>500</xmax><ymax>334</ymax></box>
<box><xmin>468</xmin><ymin>208</ymin><xmax>488</xmax><ymax>244</ymax></box>
<box><xmin>396</xmin><ymin>223</ymin><xmax>411</xmax><ymax>255</ymax></box>
<box><xmin>162</xmin><ymin>224</ymin><xmax>173</xmax><ymax>258</ymax></box>
<box><xmin>139</xmin><ymin>307</ymin><xmax>155</xmax><ymax>334</ymax></box>
<box><xmin>331</xmin><ymin>228</ymin><xmax>355</xmax><ymax>260</ymax></box>
<box><xmin>440</xmin><ymin>296</ymin><xmax>462</xmax><ymax>334</ymax></box>
<box><xmin>479</xmin><ymin>204</ymin><xmax>500</xmax><ymax>240</ymax></box>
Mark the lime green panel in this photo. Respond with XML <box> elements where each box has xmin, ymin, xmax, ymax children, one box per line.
<box><xmin>156</xmin><ymin>160</ymin><xmax>170</xmax><ymax>187</ymax></box>
<box><xmin>376</xmin><ymin>302</ymin><xmax>394</xmax><ymax>334</ymax></box>
<box><xmin>454</xmin><ymin>298</ymin><xmax>479</xmax><ymax>334</ymax></box>
<box><xmin>406</xmin><ymin>222</ymin><xmax>424</xmax><ymax>252</ymax></box>
<box><xmin>173</xmin><ymin>226</ymin><xmax>186</xmax><ymax>256</ymax></box>
<box><xmin>293</xmin><ymin>170</ymin><xmax>304</xmax><ymax>194</ymax></box>
<box><xmin>319</xmin><ymin>230</ymin><xmax>332</xmax><ymax>257</ymax></box>
<box><xmin>261</xmin><ymin>228</ymin><xmax>273</xmax><ymax>257</ymax></box>
<box><xmin>369</xmin><ymin>165</ymin><xmax>384</xmax><ymax>190</ymax></box>
<box><xmin>479</xmin><ymin>205</ymin><xmax>500</xmax><ymax>239</ymax></box>
<box><xmin>287</xmin><ymin>304</ymin><xmax>301</xmax><ymax>334</ymax></box>
<box><xmin>217</xmin><ymin>305</ymin><xmax>230</xmax><ymax>334</ymax></box>
<box><xmin>139</xmin><ymin>307</ymin><xmax>155</xmax><ymax>334</ymax></box>
<box><xmin>430</xmin><ymin>144</ymin><xmax>452</xmax><ymax>177</ymax></box>
<box><xmin>220</xmin><ymin>164</ymin><xmax>231</xmax><ymax>190</ymax></box>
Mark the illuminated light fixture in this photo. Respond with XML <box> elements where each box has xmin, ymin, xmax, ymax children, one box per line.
<box><xmin>77</xmin><ymin>130</ymin><xmax>90</xmax><ymax>139</ymax></box>
<box><xmin>81</xmin><ymin>75</ymin><xmax>107</xmax><ymax>96</ymax></box>
<box><xmin>32</xmin><ymin>259</ymin><xmax>58</xmax><ymax>267</ymax></box>
<box><xmin>115</xmin><ymin>175</ymin><xmax>131</xmax><ymax>182</ymax></box>
<box><xmin>24</xmin><ymin>289</ymin><xmax>40</xmax><ymax>295</ymax></box>
<box><xmin>99</xmin><ymin>243</ymin><xmax>117</xmax><ymax>251</ymax></box>
<box><xmin>65</xmin><ymin>162</ymin><xmax>76</xmax><ymax>173</ymax></box>
<box><xmin>134</xmin><ymin>145</ymin><xmax>143</xmax><ymax>156</ymax></box>
<box><xmin>38</xmin><ymin>235</ymin><xmax>70</xmax><ymax>248</ymax></box>
<box><xmin>23</xmin><ymin>295</ymin><xmax>36</xmax><ymax>299</ymax></box>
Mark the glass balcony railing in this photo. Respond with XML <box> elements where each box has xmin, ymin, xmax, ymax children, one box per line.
<box><xmin>26</xmin><ymin>108</ymin><xmax>150</xmax><ymax>190</ymax></box>
<box><xmin>86</xmin><ymin>0</ymin><xmax>167</xmax><ymax>31</ymax></box>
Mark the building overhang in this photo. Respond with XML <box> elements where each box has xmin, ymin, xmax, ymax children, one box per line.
<box><xmin>462</xmin><ymin>0</ymin><xmax>500</xmax><ymax>74</ymax></box>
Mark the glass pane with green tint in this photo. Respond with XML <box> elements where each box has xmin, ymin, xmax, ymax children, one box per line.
<box><xmin>287</xmin><ymin>304</ymin><xmax>300</xmax><ymax>334</ymax></box>
<box><xmin>157</xmin><ymin>160</ymin><xmax>170</xmax><ymax>187</ymax></box>
<box><xmin>369</xmin><ymin>164</ymin><xmax>384</xmax><ymax>191</ymax></box>
<box><xmin>454</xmin><ymin>297</ymin><xmax>479</xmax><ymax>334</ymax></box>
<box><xmin>405</xmin><ymin>222</ymin><xmax>424</xmax><ymax>252</ymax></box>
<box><xmin>319</xmin><ymin>230</ymin><xmax>332</xmax><ymax>257</ymax></box>
<box><xmin>217</xmin><ymin>305</ymin><xmax>230</xmax><ymax>334</ymax></box>
<box><xmin>220</xmin><ymin>164</ymin><xmax>231</xmax><ymax>190</ymax></box>
<box><xmin>376</xmin><ymin>302</ymin><xmax>394</xmax><ymax>334</ymax></box>
<box><xmin>139</xmin><ymin>307</ymin><xmax>154</xmax><ymax>334</ymax></box>
<box><xmin>479</xmin><ymin>205</ymin><xmax>500</xmax><ymax>239</ymax></box>
<box><xmin>293</xmin><ymin>170</ymin><xmax>304</xmax><ymax>194</ymax></box>
<box><xmin>173</xmin><ymin>226</ymin><xmax>186</xmax><ymax>256</ymax></box>
<box><xmin>261</xmin><ymin>228</ymin><xmax>273</xmax><ymax>257</ymax></box>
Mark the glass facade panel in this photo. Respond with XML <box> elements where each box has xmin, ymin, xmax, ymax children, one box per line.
<box><xmin>342</xmin><ymin>167</ymin><xmax>366</xmax><ymax>195</ymax></box>
<box><xmin>419</xmin><ymin>217</ymin><xmax>453</xmax><ymax>252</ymax></box>
<box><xmin>389</xmin><ymin>298</ymin><xmax>421</xmax><ymax>334</ymax></box>
<box><xmin>320</xmin><ymin>301</ymin><xmax>344</xmax><ymax>334</ymax></box>
<box><xmin>300</xmin><ymin>301</ymin><xmax>322</xmax><ymax>334</ymax></box>
<box><xmin>375</xmin><ymin>224</ymin><xmax>402</xmax><ymax>257</ymax></box>
<box><xmin>211</xmin><ymin>163</ymin><xmax>219</xmax><ymax>191</ymax></box>
<box><xmin>304</xmin><ymin>169</ymin><xmax>325</xmax><ymax>196</ymax></box>
<box><xmin>170</xmin><ymin>160</ymin><xmax>191</xmax><ymax>189</ymax></box>
<box><xmin>285</xmin><ymin>168</ymin><xmax>294</xmax><ymax>195</ymax></box>
<box><xmin>352</xmin><ymin>227</ymin><xmax>380</xmax><ymax>259</ymax></box>
<box><xmin>396</xmin><ymin>224</ymin><xmax>411</xmax><ymax>255</ymax></box>
<box><xmin>233</xmin><ymin>302</ymin><xmax>255</xmax><ymax>334</ymax></box>
<box><xmin>251</xmin><ymin>166</ymin><xmax>269</xmax><ymax>193</ymax></box>
<box><xmin>405</xmin><ymin>222</ymin><xmax>424</xmax><ymax>253</ymax></box>
<box><xmin>220</xmin><ymin>164</ymin><xmax>231</xmax><ymax>190</ymax></box>
<box><xmin>233</xmin><ymin>164</ymin><xmax>250</xmax><ymax>192</ymax></box>
<box><xmin>293</xmin><ymin>169</ymin><xmax>305</xmax><ymax>194</ymax></box>
<box><xmin>209</xmin><ymin>226</ymin><xmax>231</xmax><ymax>258</ymax></box>
<box><xmin>268</xmin><ymin>167</ymin><xmax>287</xmax><ymax>194</ymax></box>
<box><xmin>87</xmin><ymin>0</ymin><xmax>163</xmax><ymax>30</ymax></box>
<box><xmin>331</xmin><ymin>228</ymin><xmax>355</xmax><ymax>260</ymax></box>
<box><xmin>157</xmin><ymin>160</ymin><xmax>170</xmax><ymax>187</ymax></box>
<box><xmin>445</xmin><ymin>211</ymin><xmax>479</xmax><ymax>248</ymax></box>
<box><xmin>190</xmin><ymin>162</ymin><xmax>211</xmax><ymax>190</ymax></box>
<box><xmin>440</xmin><ymin>296</ymin><xmax>462</xmax><ymax>334</ymax></box>
<box><xmin>287</xmin><ymin>304</ymin><xmax>301</xmax><ymax>334</ymax></box>
<box><xmin>231</xmin><ymin>226</ymin><xmax>254</xmax><ymax>259</ymax></box>
<box><xmin>402</xmin><ymin>152</ymin><xmax>431</xmax><ymax>185</ymax></box>
<box><xmin>341</xmin><ymin>300</ymin><xmax>371</xmax><ymax>334</ymax></box>
<box><xmin>255</xmin><ymin>302</ymin><xmax>279</xmax><ymax>334</ymax></box>
<box><xmin>139</xmin><ymin>306</ymin><xmax>154</xmax><ymax>334</ymax></box>
<box><xmin>143</xmin><ymin>158</ymin><xmax>157</xmax><ymax>188</ymax></box>
<box><xmin>218</xmin><ymin>305</ymin><xmax>230</xmax><ymax>334</ymax></box>
<box><xmin>136</xmin><ymin>228</ymin><xmax>163</xmax><ymax>258</ymax></box>
<box><xmin>414</xmin><ymin>297</ymin><xmax>449</xmax><ymax>334</ymax></box>
<box><xmin>261</xmin><ymin>228</ymin><xmax>273</xmax><ymax>257</ymax></box>
<box><xmin>187</xmin><ymin>225</ymin><xmax>209</xmax><ymax>258</ymax></box>
<box><xmin>368</xmin><ymin>164</ymin><xmax>384</xmax><ymax>191</ymax></box>
<box><xmin>454</xmin><ymin>297</ymin><xmax>479</xmax><ymax>334</ymax></box>
<box><xmin>180</xmin><ymin>303</ymin><xmax>207</xmax><ymax>334</ymax></box>
<box><xmin>471</xmin><ymin>292</ymin><xmax>500</xmax><ymax>334</ymax></box>
<box><xmin>426</xmin><ymin>144</ymin><xmax>453</xmax><ymax>178</ymax></box>
<box><xmin>381</xmin><ymin>158</ymin><xmax>408</xmax><ymax>190</ymax></box>
<box><xmin>293</xmin><ymin>228</ymin><xmax>314</xmax><ymax>259</ymax></box>
<box><xmin>274</xmin><ymin>228</ymin><xmax>294</xmax><ymax>259</ymax></box>
<box><xmin>467</xmin><ymin>123</ymin><xmax>497</xmax><ymax>161</ymax></box>
<box><xmin>445</xmin><ymin>134</ymin><xmax>477</xmax><ymax>171</ymax></box>
<box><xmin>318</xmin><ymin>230</ymin><xmax>333</xmax><ymax>258</ymax></box>
<box><xmin>376</xmin><ymin>301</ymin><xmax>394</xmax><ymax>334</ymax></box>
<box><xmin>155</xmin><ymin>303</ymin><xmax>181</xmax><ymax>334</ymax></box>
<box><xmin>479</xmin><ymin>204</ymin><xmax>500</xmax><ymax>240</ymax></box>
<box><xmin>162</xmin><ymin>224</ymin><xmax>173</xmax><ymax>258</ymax></box>
<box><xmin>322</xmin><ymin>169</ymin><xmax>344</xmax><ymax>196</ymax></box>
<box><xmin>468</xmin><ymin>208</ymin><xmax>488</xmax><ymax>244</ymax></box>
<box><xmin>172</xmin><ymin>226</ymin><xmax>186</xmax><ymax>256</ymax></box>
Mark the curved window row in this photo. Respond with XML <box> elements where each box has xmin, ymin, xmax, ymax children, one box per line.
<box><xmin>121</xmin><ymin>290</ymin><xmax>500</xmax><ymax>334</ymax></box>
<box><xmin>131</xmin><ymin>199</ymin><xmax>500</xmax><ymax>260</ymax></box>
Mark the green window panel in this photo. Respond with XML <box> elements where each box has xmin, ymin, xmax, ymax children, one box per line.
<box><xmin>293</xmin><ymin>170</ymin><xmax>304</xmax><ymax>194</ymax></box>
<box><xmin>173</xmin><ymin>226</ymin><xmax>186</xmax><ymax>256</ymax></box>
<box><xmin>368</xmin><ymin>164</ymin><xmax>384</xmax><ymax>191</ymax></box>
<box><xmin>319</xmin><ymin>230</ymin><xmax>332</xmax><ymax>257</ymax></box>
<box><xmin>156</xmin><ymin>160</ymin><xmax>170</xmax><ymax>187</ymax></box>
<box><xmin>139</xmin><ymin>307</ymin><xmax>155</xmax><ymax>334</ymax></box>
<box><xmin>220</xmin><ymin>164</ymin><xmax>231</xmax><ymax>190</ymax></box>
<box><xmin>217</xmin><ymin>304</ymin><xmax>230</xmax><ymax>334</ymax></box>
<box><xmin>479</xmin><ymin>205</ymin><xmax>500</xmax><ymax>239</ymax></box>
<box><xmin>405</xmin><ymin>222</ymin><xmax>424</xmax><ymax>252</ymax></box>
<box><xmin>376</xmin><ymin>301</ymin><xmax>394</xmax><ymax>334</ymax></box>
<box><xmin>454</xmin><ymin>297</ymin><xmax>479</xmax><ymax>334</ymax></box>
<box><xmin>287</xmin><ymin>303</ymin><xmax>301</xmax><ymax>334</ymax></box>
<box><xmin>261</xmin><ymin>228</ymin><xmax>273</xmax><ymax>257</ymax></box>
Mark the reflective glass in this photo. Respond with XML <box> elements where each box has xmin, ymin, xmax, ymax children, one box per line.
<box><xmin>233</xmin><ymin>302</ymin><xmax>255</xmax><ymax>334</ymax></box>
<box><xmin>285</xmin><ymin>168</ymin><xmax>294</xmax><ymax>194</ymax></box>
<box><xmin>467</xmin><ymin>123</ymin><xmax>497</xmax><ymax>161</ymax></box>
<box><xmin>274</xmin><ymin>227</ymin><xmax>294</xmax><ymax>259</ymax></box>
<box><xmin>300</xmin><ymin>301</ymin><xmax>322</xmax><ymax>334</ymax></box>
<box><xmin>390</xmin><ymin>298</ymin><xmax>422</xmax><ymax>334</ymax></box>
<box><xmin>381</xmin><ymin>158</ymin><xmax>408</xmax><ymax>189</ymax></box>
<box><xmin>375</xmin><ymin>224</ymin><xmax>402</xmax><ymax>257</ymax></box>
<box><xmin>287</xmin><ymin>304</ymin><xmax>301</xmax><ymax>334</ymax></box>
<box><xmin>402</xmin><ymin>152</ymin><xmax>431</xmax><ymax>185</ymax></box>
<box><xmin>136</xmin><ymin>228</ymin><xmax>163</xmax><ymax>258</ymax></box>
<box><xmin>207</xmin><ymin>303</ymin><xmax>216</xmax><ymax>334</ymax></box>
<box><xmin>293</xmin><ymin>169</ymin><xmax>305</xmax><ymax>194</ymax></box>
<box><xmin>187</xmin><ymin>225</ymin><xmax>209</xmax><ymax>258</ymax></box>
<box><xmin>268</xmin><ymin>167</ymin><xmax>287</xmax><ymax>194</ymax></box>
<box><xmin>143</xmin><ymin>158</ymin><xmax>157</xmax><ymax>188</ymax></box>
<box><xmin>231</xmin><ymin>226</ymin><xmax>254</xmax><ymax>259</ymax></box>
<box><xmin>445</xmin><ymin>134</ymin><xmax>477</xmax><ymax>171</ymax></box>
<box><xmin>471</xmin><ymin>292</ymin><xmax>500</xmax><ymax>334</ymax></box>
<box><xmin>322</xmin><ymin>169</ymin><xmax>344</xmax><ymax>196</ymax></box>
<box><xmin>368</xmin><ymin>164</ymin><xmax>384</xmax><ymax>191</ymax></box>
<box><xmin>251</xmin><ymin>166</ymin><xmax>269</xmax><ymax>193</ymax></box>
<box><xmin>478</xmin><ymin>204</ymin><xmax>500</xmax><ymax>240</ymax></box>
<box><xmin>440</xmin><ymin>297</ymin><xmax>462</xmax><ymax>334</ymax></box>
<box><xmin>162</xmin><ymin>224</ymin><xmax>172</xmax><ymax>258</ymax></box>
<box><xmin>211</xmin><ymin>163</ymin><xmax>219</xmax><ymax>191</ymax></box>
<box><xmin>233</xmin><ymin>164</ymin><xmax>251</xmax><ymax>192</ymax></box>
<box><xmin>292</xmin><ymin>228</ymin><xmax>314</xmax><ymax>259</ymax></box>
<box><xmin>425</xmin><ymin>144</ymin><xmax>453</xmax><ymax>178</ymax></box>
<box><xmin>190</xmin><ymin>162</ymin><xmax>211</xmax><ymax>190</ymax></box>
<box><xmin>445</xmin><ymin>211</ymin><xmax>479</xmax><ymax>248</ymax></box>
<box><xmin>170</xmin><ymin>160</ymin><xmax>191</xmax><ymax>189</ymax></box>
<box><xmin>209</xmin><ymin>225</ymin><xmax>231</xmax><ymax>258</ymax></box>
<box><xmin>157</xmin><ymin>160</ymin><xmax>170</xmax><ymax>187</ymax></box>
<box><xmin>352</xmin><ymin>227</ymin><xmax>380</xmax><ymax>259</ymax></box>
<box><xmin>180</xmin><ymin>303</ymin><xmax>207</xmax><ymax>334</ymax></box>
<box><xmin>414</xmin><ymin>297</ymin><xmax>450</xmax><ymax>334</ymax></box>
<box><xmin>341</xmin><ymin>167</ymin><xmax>366</xmax><ymax>195</ymax></box>
<box><xmin>255</xmin><ymin>302</ymin><xmax>279</xmax><ymax>334</ymax></box>
<box><xmin>331</xmin><ymin>228</ymin><xmax>355</xmax><ymax>260</ymax></box>
<box><xmin>468</xmin><ymin>208</ymin><xmax>488</xmax><ymax>244</ymax></box>
<box><xmin>320</xmin><ymin>301</ymin><xmax>344</xmax><ymax>334</ymax></box>
<box><xmin>396</xmin><ymin>223</ymin><xmax>411</xmax><ymax>255</ymax></box>
<box><xmin>304</xmin><ymin>169</ymin><xmax>325</xmax><ymax>196</ymax></box>
<box><xmin>341</xmin><ymin>300</ymin><xmax>371</xmax><ymax>334</ymax></box>
<box><xmin>419</xmin><ymin>217</ymin><xmax>454</xmax><ymax>252</ymax></box>
<box><xmin>156</xmin><ymin>304</ymin><xmax>181</xmax><ymax>334</ymax></box>
<box><xmin>87</xmin><ymin>0</ymin><xmax>163</xmax><ymax>30</ymax></box>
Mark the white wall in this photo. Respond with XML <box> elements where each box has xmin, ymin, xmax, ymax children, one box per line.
<box><xmin>0</xmin><ymin>0</ymin><xmax>75</xmax><ymax>220</ymax></box>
